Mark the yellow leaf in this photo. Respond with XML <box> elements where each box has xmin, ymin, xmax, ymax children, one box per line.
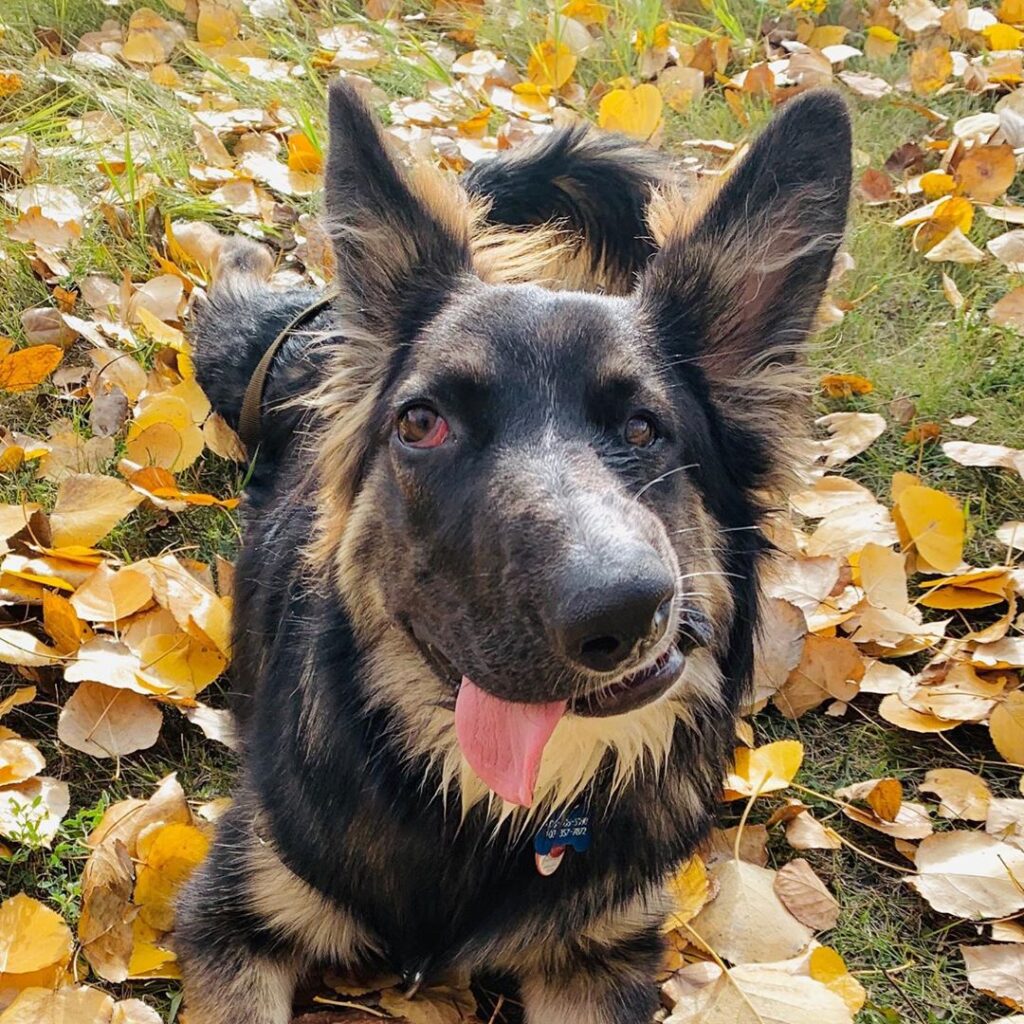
<box><xmin>134</xmin><ymin>822</ymin><xmax>210</xmax><ymax>932</ymax></box>
<box><xmin>127</xmin><ymin>917</ymin><xmax>179</xmax><ymax>979</ymax></box>
<box><xmin>71</xmin><ymin>566</ymin><xmax>154</xmax><ymax>623</ymax></box>
<box><xmin>896</xmin><ymin>484</ymin><xmax>963</xmax><ymax>572</ymax></box>
<box><xmin>196</xmin><ymin>1</ymin><xmax>241</xmax><ymax>45</ymax></box>
<box><xmin>865</xmin><ymin>25</ymin><xmax>899</xmax><ymax>59</ymax></box>
<box><xmin>879</xmin><ymin>693</ymin><xmax>963</xmax><ymax>732</ymax></box>
<box><xmin>920</xmin><ymin>170</ymin><xmax>956</xmax><ymax>199</ymax></box>
<box><xmin>287</xmin><ymin>131</ymin><xmax>322</xmax><ymax>174</ymax></box>
<box><xmin>664</xmin><ymin>855</ymin><xmax>710</xmax><ymax>930</ymax></box>
<box><xmin>49</xmin><ymin>474</ymin><xmax>144</xmax><ymax>548</ymax></box>
<box><xmin>991</xmin><ymin>691</ymin><xmax>1024</xmax><ymax>766</ymax></box>
<box><xmin>122</xmin><ymin>31</ymin><xmax>167</xmax><ymax>64</ymax></box>
<box><xmin>0</xmin><ymin>345</ymin><xmax>63</xmax><ymax>393</ymax></box>
<box><xmin>984</xmin><ymin>21</ymin><xmax>1024</xmax><ymax>47</ymax></box>
<box><xmin>909</xmin><ymin>44</ymin><xmax>953</xmax><ymax>95</ymax></box>
<box><xmin>723</xmin><ymin>740</ymin><xmax>803</xmax><ymax>799</ymax></box>
<box><xmin>527</xmin><ymin>39</ymin><xmax>577</xmax><ymax>91</ymax></box>
<box><xmin>598</xmin><ymin>83</ymin><xmax>663</xmax><ymax>140</ymax></box>
<box><xmin>561</xmin><ymin>0</ymin><xmax>610</xmax><ymax>24</ymax></box>
<box><xmin>0</xmin><ymin>893</ymin><xmax>73</xmax><ymax>974</ymax></box>
<box><xmin>809</xmin><ymin>947</ymin><xmax>867</xmax><ymax>1014</ymax></box>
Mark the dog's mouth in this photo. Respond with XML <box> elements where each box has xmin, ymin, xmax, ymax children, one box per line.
<box><xmin>404</xmin><ymin>613</ymin><xmax>708</xmax><ymax>808</ymax></box>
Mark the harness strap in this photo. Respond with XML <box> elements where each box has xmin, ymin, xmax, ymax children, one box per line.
<box><xmin>237</xmin><ymin>294</ymin><xmax>335</xmax><ymax>452</ymax></box>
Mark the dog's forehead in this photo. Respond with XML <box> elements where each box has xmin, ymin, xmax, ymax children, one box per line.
<box><xmin>414</xmin><ymin>283</ymin><xmax>646</xmax><ymax>381</ymax></box>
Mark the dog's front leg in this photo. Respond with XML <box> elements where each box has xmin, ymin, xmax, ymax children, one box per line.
<box><xmin>519</xmin><ymin>926</ymin><xmax>664</xmax><ymax>1024</ymax></box>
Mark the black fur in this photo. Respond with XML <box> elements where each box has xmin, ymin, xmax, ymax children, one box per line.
<box><xmin>463</xmin><ymin>126</ymin><xmax>667</xmax><ymax>284</ymax></box>
<box><xmin>178</xmin><ymin>84</ymin><xmax>852</xmax><ymax>1024</ymax></box>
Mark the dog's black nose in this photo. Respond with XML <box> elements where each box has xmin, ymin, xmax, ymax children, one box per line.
<box><xmin>556</xmin><ymin>558</ymin><xmax>675</xmax><ymax>673</ymax></box>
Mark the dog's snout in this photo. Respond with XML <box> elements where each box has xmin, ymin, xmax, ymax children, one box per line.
<box><xmin>556</xmin><ymin>557</ymin><xmax>675</xmax><ymax>673</ymax></box>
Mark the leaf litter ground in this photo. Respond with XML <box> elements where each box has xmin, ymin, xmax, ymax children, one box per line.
<box><xmin>2</xmin><ymin>0</ymin><xmax>1024</xmax><ymax>1021</ymax></box>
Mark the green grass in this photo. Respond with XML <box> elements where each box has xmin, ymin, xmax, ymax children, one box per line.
<box><xmin>2</xmin><ymin>0</ymin><xmax>1024</xmax><ymax>1021</ymax></box>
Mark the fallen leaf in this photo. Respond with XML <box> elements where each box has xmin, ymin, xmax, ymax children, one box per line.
<box><xmin>723</xmin><ymin>740</ymin><xmax>804</xmax><ymax>799</ymax></box>
<box><xmin>773</xmin><ymin>858</ymin><xmax>840</xmax><ymax>931</ymax></box>
<box><xmin>909</xmin><ymin>832</ymin><xmax>1024</xmax><ymax>919</ymax></box>
<box><xmin>896</xmin><ymin>485</ymin><xmax>963</xmax><ymax>572</ymax></box>
<box><xmin>79</xmin><ymin>838</ymin><xmax>135</xmax><ymax>983</ymax></box>
<box><xmin>958</xmin><ymin>144</ymin><xmax>1017</xmax><ymax>203</ymax></box>
<box><xmin>0</xmin><ymin>345</ymin><xmax>64</xmax><ymax>392</ymax></box>
<box><xmin>133</xmin><ymin>821</ymin><xmax>210</xmax><ymax>931</ymax></box>
<box><xmin>813</xmin><ymin>412</ymin><xmax>887</xmax><ymax>466</ymax></box>
<box><xmin>58</xmin><ymin>682</ymin><xmax>162</xmax><ymax>758</ymax></box>
<box><xmin>991</xmin><ymin>691</ymin><xmax>1024</xmax><ymax>766</ymax></box>
<box><xmin>0</xmin><ymin>985</ymin><xmax>114</xmax><ymax>1024</ymax></box>
<box><xmin>597</xmin><ymin>84</ymin><xmax>663</xmax><ymax>140</ymax></box>
<box><xmin>920</xmin><ymin>768</ymin><xmax>992</xmax><ymax>820</ymax></box>
<box><xmin>71</xmin><ymin>566</ymin><xmax>153</xmax><ymax>622</ymax></box>
<box><xmin>688</xmin><ymin>859</ymin><xmax>813</xmax><ymax>964</ymax></box>
<box><xmin>0</xmin><ymin>892</ymin><xmax>73</xmax><ymax>975</ymax></box>
<box><xmin>962</xmin><ymin>944</ymin><xmax>1024</xmax><ymax>1010</ymax></box>
<box><xmin>50</xmin><ymin>474</ymin><xmax>143</xmax><ymax>548</ymax></box>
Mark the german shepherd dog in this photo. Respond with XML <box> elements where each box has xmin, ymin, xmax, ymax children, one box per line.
<box><xmin>177</xmin><ymin>81</ymin><xmax>851</xmax><ymax>1023</ymax></box>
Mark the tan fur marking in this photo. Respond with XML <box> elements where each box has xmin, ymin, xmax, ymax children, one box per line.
<box><xmin>181</xmin><ymin>955</ymin><xmax>297</xmax><ymax>1024</ymax></box>
<box><xmin>246</xmin><ymin>824</ymin><xmax>380</xmax><ymax>965</ymax></box>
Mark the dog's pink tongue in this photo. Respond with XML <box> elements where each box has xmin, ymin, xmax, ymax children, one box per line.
<box><xmin>454</xmin><ymin>676</ymin><xmax>566</xmax><ymax>807</ymax></box>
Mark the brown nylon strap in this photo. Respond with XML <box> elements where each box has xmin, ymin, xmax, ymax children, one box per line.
<box><xmin>237</xmin><ymin>294</ymin><xmax>334</xmax><ymax>453</ymax></box>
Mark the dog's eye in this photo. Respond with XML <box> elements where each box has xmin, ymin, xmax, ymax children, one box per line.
<box><xmin>397</xmin><ymin>405</ymin><xmax>449</xmax><ymax>448</ymax></box>
<box><xmin>624</xmin><ymin>414</ymin><xmax>657</xmax><ymax>448</ymax></box>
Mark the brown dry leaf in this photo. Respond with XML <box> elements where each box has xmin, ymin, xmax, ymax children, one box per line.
<box><xmin>79</xmin><ymin>838</ymin><xmax>135</xmax><ymax>983</ymax></box>
<box><xmin>658</xmin><ymin>65</ymin><xmax>704</xmax><ymax>112</ymax></box>
<box><xmin>0</xmin><ymin>985</ymin><xmax>114</xmax><ymax>1024</ymax></box>
<box><xmin>786</xmin><ymin>809</ymin><xmax>843</xmax><ymax>851</ymax></box>
<box><xmin>597</xmin><ymin>84</ymin><xmax>663</xmax><ymax>140</ymax></box>
<box><xmin>920</xmin><ymin>768</ymin><xmax>992</xmax><ymax>820</ymax></box>
<box><xmin>774</xmin><ymin>635</ymin><xmax>864</xmax><ymax>720</ymax></box>
<box><xmin>991</xmin><ymin>691</ymin><xmax>1024</xmax><ymax>766</ymax></box>
<box><xmin>133</xmin><ymin>821</ymin><xmax>210</xmax><ymax>931</ymax></box>
<box><xmin>664</xmin><ymin>960</ymin><xmax>852</xmax><ymax>1023</ymax></box>
<box><xmin>922</xmin><ymin>228</ymin><xmax>985</xmax><ymax>264</ymax></box>
<box><xmin>71</xmin><ymin>566</ymin><xmax>153</xmax><ymax>622</ymax></box>
<box><xmin>58</xmin><ymin>682</ymin><xmax>162</xmax><ymax>758</ymax></box>
<box><xmin>703</xmin><ymin>825</ymin><xmax>769</xmax><ymax>867</ymax></box>
<box><xmin>958</xmin><ymin>144</ymin><xmax>1017</xmax><ymax>203</ymax></box>
<box><xmin>879</xmin><ymin>693</ymin><xmax>963</xmax><ymax>733</ymax></box>
<box><xmin>789</xmin><ymin>476</ymin><xmax>876</xmax><ymax>518</ymax></box>
<box><xmin>378</xmin><ymin>983</ymin><xmax>477</xmax><ymax>1024</ymax></box>
<box><xmin>962</xmin><ymin>944</ymin><xmax>1024</xmax><ymax>1010</ymax></box>
<box><xmin>773</xmin><ymin>858</ymin><xmax>840</xmax><ymax>931</ymax></box>
<box><xmin>910</xmin><ymin>832</ymin><xmax>1024</xmax><ymax>919</ymax></box>
<box><xmin>988</xmin><ymin>229</ymin><xmax>1024</xmax><ymax>272</ymax></box>
<box><xmin>990</xmin><ymin>288</ymin><xmax>1024</xmax><ymax>330</ymax></box>
<box><xmin>50</xmin><ymin>474</ymin><xmax>143</xmax><ymax>547</ymax></box>
<box><xmin>0</xmin><ymin>345</ymin><xmax>64</xmax><ymax>393</ymax></box>
<box><xmin>688</xmin><ymin>859</ymin><xmax>813</xmax><ymax>964</ymax></box>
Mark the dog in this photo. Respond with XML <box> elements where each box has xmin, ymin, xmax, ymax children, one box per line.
<box><xmin>176</xmin><ymin>80</ymin><xmax>851</xmax><ymax>1024</ymax></box>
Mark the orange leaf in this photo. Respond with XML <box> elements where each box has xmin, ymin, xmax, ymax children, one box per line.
<box><xmin>902</xmin><ymin>421</ymin><xmax>942</xmax><ymax>445</ymax></box>
<box><xmin>957</xmin><ymin>144</ymin><xmax>1016</xmax><ymax>203</ymax></box>
<box><xmin>0</xmin><ymin>344</ymin><xmax>63</xmax><ymax>393</ymax></box>
<box><xmin>820</xmin><ymin>373</ymin><xmax>873</xmax><ymax>398</ymax></box>
<box><xmin>286</xmin><ymin>132</ymin><xmax>322</xmax><ymax>175</ymax></box>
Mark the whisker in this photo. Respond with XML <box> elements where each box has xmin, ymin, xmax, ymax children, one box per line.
<box><xmin>633</xmin><ymin>463</ymin><xmax>698</xmax><ymax>501</ymax></box>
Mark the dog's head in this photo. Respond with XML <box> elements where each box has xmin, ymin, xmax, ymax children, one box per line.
<box><xmin>313</xmin><ymin>82</ymin><xmax>851</xmax><ymax>810</ymax></box>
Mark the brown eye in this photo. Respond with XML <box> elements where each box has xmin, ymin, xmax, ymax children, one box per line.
<box><xmin>625</xmin><ymin>414</ymin><xmax>657</xmax><ymax>448</ymax></box>
<box><xmin>397</xmin><ymin>405</ymin><xmax>449</xmax><ymax>448</ymax></box>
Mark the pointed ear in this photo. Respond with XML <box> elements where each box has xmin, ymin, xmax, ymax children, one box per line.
<box><xmin>640</xmin><ymin>90</ymin><xmax>852</xmax><ymax>384</ymax></box>
<box><xmin>324</xmin><ymin>80</ymin><xmax>473</xmax><ymax>341</ymax></box>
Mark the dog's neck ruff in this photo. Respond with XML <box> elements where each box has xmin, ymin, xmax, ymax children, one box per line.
<box><xmin>238</xmin><ymin>293</ymin><xmax>335</xmax><ymax>451</ymax></box>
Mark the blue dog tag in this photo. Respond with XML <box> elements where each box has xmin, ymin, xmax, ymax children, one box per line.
<box><xmin>533</xmin><ymin>804</ymin><xmax>591</xmax><ymax>876</ymax></box>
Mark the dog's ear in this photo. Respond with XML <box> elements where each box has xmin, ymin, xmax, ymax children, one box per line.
<box><xmin>325</xmin><ymin>80</ymin><xmax>473</xmax><ymax>341</ymax></box>
<box><xmin>640</xmin><ymin>90</ymin><xmax>851</xmax><ymax>384</ymax></box>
